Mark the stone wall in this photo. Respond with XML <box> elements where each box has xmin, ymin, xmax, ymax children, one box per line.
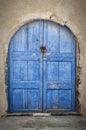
<box><xmin>0</xmin><ymin>0</ymin><xmax>86</xmax><ymax>116</ymax></box>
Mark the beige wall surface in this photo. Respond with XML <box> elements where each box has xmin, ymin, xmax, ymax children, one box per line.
<box><xmin>0</xmin><ymin>0</ymin><xmax>86</xmax><ymax>116</ymax></box>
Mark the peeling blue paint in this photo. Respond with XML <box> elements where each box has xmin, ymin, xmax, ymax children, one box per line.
<box><xmin>8</xmin><ymin>20</ymin><xmax>76</xmax><ymax>112</ymax></box>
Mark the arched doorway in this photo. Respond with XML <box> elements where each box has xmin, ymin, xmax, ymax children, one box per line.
<box><xmin>8</xmin><ymin>20</ymin><xmax>76</xmax><ymax>112</ymax></box>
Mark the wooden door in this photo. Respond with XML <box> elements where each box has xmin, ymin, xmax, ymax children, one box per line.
<box><xmin>8</xmin><ymin>20</ymin><xmax>76</xmax><ymax>112</ymax></box>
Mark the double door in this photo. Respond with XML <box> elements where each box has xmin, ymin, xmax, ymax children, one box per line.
<box><xmin>9</xmin><ymin>20</ymin><xmax>76</xmax><ymax>112</ymax></box>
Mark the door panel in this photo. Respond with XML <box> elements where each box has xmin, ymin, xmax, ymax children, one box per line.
<box><xmin>44</xmin><ymin>59</ymin><xmax>75</xmax><ymax>112</ymax></box>
<box><xmin>60</xmin><ymin>26</ymin><xmax>72</xmax><ymax>53</ymax></box>
<box><xmin>46</xmin><ymin>90</ymin><xmax>71</xmax><ymax>111</ymax></box>
<box><xmin>28</xmin><ymin>22</ymin><xmax>42</xmax><ymax>52</ymax></box>
<box><xmin>13</xmin><ymin>61</ymin><xmax>27</xmax><ymax>81</ymax></box>
<box><xmin>13</xmin><ymin>26</ymin><xmax>27</xmax><ymax>52</ymax></box>
<box><xmin>9</xmin><ymin>21</ymin><xmax>43</xmax><ymax>112</ymax></box>
<box><xmin>44</xmin><ymin>22</ymin><xmax>59</xmax><ymax>52</ymax></box>
<box><xmin>28</xmin><ymin>61</ymin><xmax>40</xmax><ymax>81</ymax></box>
<box><xmin>59</xmin><ymin>62</ymin><xmax>71</xmax><ymax>81</ymax></box>
<box><xmin>9</xmin><ymin>20</ymin><xmax>76</xmax><ymax>113</ymax></box>
<box><xmin>43</xmin><ymin>21</ymin><xmax>76</xmax><ymax>112</ymax></box>
<box><xmin>59</xmin><ymin>90</ymin><xmax>71</xmax><ymax>110</ymax></box>
<box><xmin>47</xmin><ymin>90</ymin><xmax>59</xmax><ymax>110</ymax></box>
<box><xmin>46</xmin><ymin>62</ymin><xmax>59</xmax><ymax>81</ymax></box>
<box><xmin>13</xmin><ymin>89</ymin><xmax>24</xmax><ymax>109</ymax></box>
<box><xmin>13</xmin><ymin>89</ymin><xmax>40</xmax><ymax>111</ymax></box>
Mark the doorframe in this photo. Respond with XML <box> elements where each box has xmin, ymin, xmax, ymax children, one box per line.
<box><xmin>4</xmin><ymin>18</ymin><xmax>81</xmax><ymax>114</ymax></box>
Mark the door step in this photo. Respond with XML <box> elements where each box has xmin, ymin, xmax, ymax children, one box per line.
<box><xmin>5</xmin><ymin>112</ymin><xmax>81</xmax><ymax>117</ymax></box>
<box><xmin>33</xmin><ymin>113</ymin><xmax>51</xmax><ymax>117</ymax></box>
<box><xmin>6</xmin><ymin>113</ymin><xmax>51</xmax><ymax>117</ymax></box>
<box><xmin>51</xmin><ymin>112</ymin><xmax>81</xmax><ymax>116</ymax></box>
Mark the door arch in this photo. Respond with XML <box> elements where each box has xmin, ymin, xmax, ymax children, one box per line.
<box><xmin>8</xmin><ymin>20</ymin><xmax>76</xmax><ymax>112</ymax></box>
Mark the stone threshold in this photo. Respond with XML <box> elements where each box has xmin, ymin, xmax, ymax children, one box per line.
<box><xmin>4</xmin><ymin>112</ymin><xmax>81</xmax><ymax>117</ymax></box>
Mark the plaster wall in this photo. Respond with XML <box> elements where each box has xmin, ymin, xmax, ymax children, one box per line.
<box><xmin>0</xmin><ymin>0</ymin><xmax>86</xmax><ymax>116</ymax></box>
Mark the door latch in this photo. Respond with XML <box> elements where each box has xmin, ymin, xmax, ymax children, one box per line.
<box><xmin>40</xmin><ymin>46</ymin><xmax>46</xmax><ymax>55</ymax></box>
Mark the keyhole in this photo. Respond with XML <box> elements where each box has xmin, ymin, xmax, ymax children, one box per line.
<box><xmin>40</xmin><ymin>46</ymin><xmax>46</xmax><ymax>55</ymax></box>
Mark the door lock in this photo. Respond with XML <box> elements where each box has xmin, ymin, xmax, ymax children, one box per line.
<box><xmin>40</xmin><ymin>46</ymin><xmax>46</xmax><ymax>55</ymax></box>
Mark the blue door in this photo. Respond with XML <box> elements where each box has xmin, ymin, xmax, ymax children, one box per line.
<box><xmin>8</xmin><ymin>20</ymin><xmax>76</xmax><ymax>112</ymax></box>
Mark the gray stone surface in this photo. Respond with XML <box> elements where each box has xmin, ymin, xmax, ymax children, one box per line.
<box><xmin>0</xmin><ymin>116</ymin><xmax>86</xmax><ymax>130</ymax></box>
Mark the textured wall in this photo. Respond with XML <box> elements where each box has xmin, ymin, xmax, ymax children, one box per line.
<box><xmin>0</xmin><ymin>0</ymin><xmax>86</xmax><ymax>115</ymax></box>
